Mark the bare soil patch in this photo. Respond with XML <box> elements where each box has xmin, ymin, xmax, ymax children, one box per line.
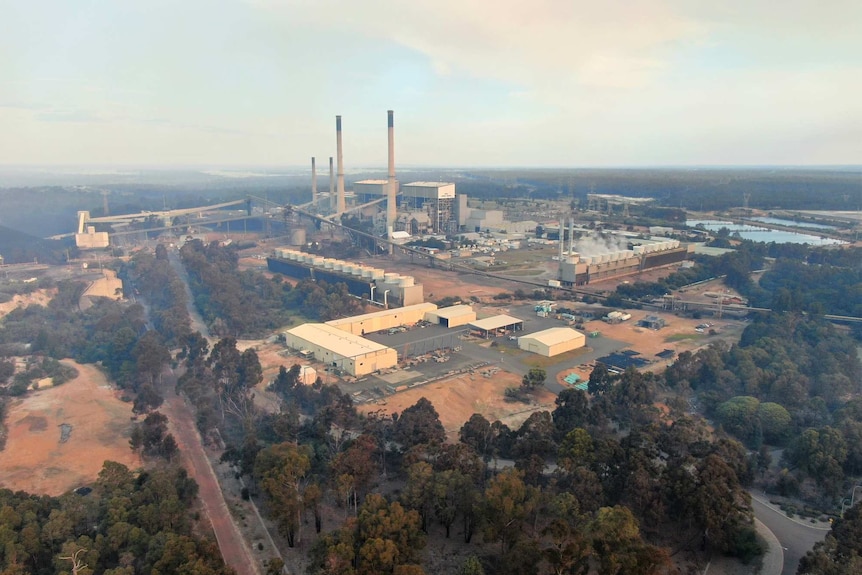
<box><xmin>0</xmin><ymin>360</ymin><xmax>141</xmax><ymax>495</ymax></box>
<box><xmin>0</xmin><ymin>288</ymin><xmax>55</xmax><ymax>318</ymax></box>
<box><xmin>81</xmin><ymin>269</ymin><xmax>123</xmax><ymax>299</ymax></box>
<box><xmin>358</xmin><ymin>370</ymin><xmax>557</xmax><ymax>439</ymax></box>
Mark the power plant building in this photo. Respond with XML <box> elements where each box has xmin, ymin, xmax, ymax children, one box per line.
<box><xmin>399</xmin><ymin>182</ymin><xmax>457</xmax><ymax>234</ymax></box>
<box><xmin>518</xmin><ymin>327</ymin><xmax>586</xmax><ymax>357</ymax></box>
<box><xmin>284</xmin><ymin>323</ymin><xmax>397</xmax><ymax>376</ymax></box>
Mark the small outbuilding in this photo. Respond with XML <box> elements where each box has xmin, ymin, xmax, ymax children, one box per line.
<box><xmin>469</xmin><ymin>314</ymin><xmax>524</xmax><ymax>338</ymax></box>
<box><xmin>425</xmin><ymin>304</ymin><xmax>476</xmax><ymax>328</ymax></box>
<box><xmin>518</xmin><ymin>327</ymin><xmax>586</xmax><ymax>357</ymax></box>
<box><xmin>639</xmin><ymin>315</ymin><xmax>666</xmax><ymax>330</ymax></box>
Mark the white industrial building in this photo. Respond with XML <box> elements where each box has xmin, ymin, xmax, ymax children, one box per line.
<box><xmin>518</xmin><ymin>327</ymin><xmax>586</xmax><ymax>357</ymax></box>
<box><xmin>425</xmin><ymin>304</ymin><xmax>476</xmax><ymax>328</ymax></box>
<box><xmin>284</xmin><ymin>323</ymin><xmax>398</xmax><ymax>376</ymax></box>
<box><xmin>325</xmin><ymin>302</ymin><xmax>438</xmax><ymax>336</ymax></box>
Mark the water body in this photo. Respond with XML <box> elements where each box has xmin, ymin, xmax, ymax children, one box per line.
<box><xmin>749</xmin><ymin>216</ymin><xmax>835</xmax><ymax>230</ymax></box>
<box><xmin>686</xmin><ymin>220</ymin><xmax>844</xmax><ymax>245</ymax></box>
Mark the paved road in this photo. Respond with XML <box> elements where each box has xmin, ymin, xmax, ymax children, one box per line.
<box><xmin>751</xmin><ymin>493</ymin><xmax>830</xmax><ymax>575</ymax></box>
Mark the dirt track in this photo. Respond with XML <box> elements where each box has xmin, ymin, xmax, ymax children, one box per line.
<box><xmin>161</xmin><ymin>389</ymin><xmax>261</xmax><ymax>575</ymax></box>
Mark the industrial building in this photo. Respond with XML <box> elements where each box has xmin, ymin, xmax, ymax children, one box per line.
<box><xmin>424</xmin><ymin>304</ymin><xmax>476</xmax><ymax>328</ymax></box>
<box><xmin>284</xmin><ymin>323</ymin><xmax>397</xmax><ymax>377</ymax></box>
<box><xmin>267</xmin><ymin>248</ymin><xmax>424</xmax><ymax>307</ymax></box>
<box><xmin>518</xmin><ymin>327</ymin><xmax>586</xmax><ymax>357</ymax></box>
<box><xmin>399</xmin><ymin>182</ymin><xmax>457</xmax><ymax>234</ymax></box>
<box><xmin>469</xmin><ymin>315</ymin><xmax>524</xmax><ymax>338</ymax></box>
<box><xmin>325</xmin><ymin>302</ymin><xmax>438</xmax><ymax>335</ymax></box>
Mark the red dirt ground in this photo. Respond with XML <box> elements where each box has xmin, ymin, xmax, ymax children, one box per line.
<box><xmin>0</xmin><ymin>360</ymin><xmax>141</xmax><ymax>496</ymax></box>
<box><xmin>358</xmin><ymin>369</ymin><xmax>557</xmax><ymax>440</ymax></box>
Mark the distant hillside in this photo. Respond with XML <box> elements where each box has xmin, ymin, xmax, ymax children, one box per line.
<box><xmin>0</xmin><ymin>225</ymin><xmax>73</xmax><ymax>265</ymax></box>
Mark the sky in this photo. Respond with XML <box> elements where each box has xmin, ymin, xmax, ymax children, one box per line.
<box><xmin>1</xmin><ymin>0</ymin><xmax>860</xmax><ymax>168</ymax></box>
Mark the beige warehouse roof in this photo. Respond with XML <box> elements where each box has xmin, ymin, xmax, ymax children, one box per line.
<box><xmin>520</xmin><ymin>327</ymin><xmax>584</xmax><ymax>345</ymax></box>
<box><xmin>286</xmin><ymin>323</ymin><xmax>392</xmax><ymax>357</ymax></box>
<box><xmin>325</xmin><ymin>302</ymin><xmax>438</xmax><ymax>328</ymax></box>
<box><xmin>470</xmin><ymin>314</ymin><xmax>523</xmax><ymax>331</ymax></box>
<box><xmin>433</xmin><ymin>304</ymin><xmax>475</xmax><ymax>319</ymax></box>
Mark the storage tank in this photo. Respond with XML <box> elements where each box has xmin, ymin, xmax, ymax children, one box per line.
<box><xmin>311</xmin><ymin>257</ymin><xmax>324</xmax><ymax>267</ymax></box>
<box><xmin>346</xmin><ymin>264</ymin><xmax>360</xmax><ymax>275</ymax></box>
<box><xmin>332</xmin><ymin>262</ymin><xmax>344</xmax><ymax>272</ymax></box>
<box><xmin>361</xmin><ymin>267</ymin><xmax>374</xmax><ymax>278</ymax></box>
<box><xmin>398</xmin><ymin>276</ymin><xmax>414</xmax><ymax>287</ymax></box>
<box><xmin>633</xmin><ymin>245</ymin><xmax>645</xmax><ymax>254</ymax></box>
<box><xmin>289</xmin><ymin>228</ymin><xmax>306</xmax><ymax>246</ymax></box>
<box><xmin>383</xmin><ymin>272</ymin><xmax>400</xmax><ymax>283</ymax></box>
<box><xmin>671</xmin><ymin>240</ymin><xmax>680</xmax><ymax>249</ymax></box>
<box><xmin>323</xmin><ymin>258</ymin><xmax>335</xmax><ymax>269</ymax></box>
<box><xmin>581</xmin><ymin>256</ymin><xmax>592</xmax><ymax>265</ymax></box>
<box><xmin>371</xmin><ymin>268</ymin><xmax>385</xmax><ymax>280</ymax></box>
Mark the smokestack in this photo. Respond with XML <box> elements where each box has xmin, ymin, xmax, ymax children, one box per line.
<box><xmin>336</xmin><ymin>115</ymin><xmax>345</xmax><ymax>214</ymax></box>
<box><xmin>387</xmin><ymin>110</ymin><xmax>396</xmax><ymax>242</ymax></box>
<box><xmin>569</xmin><ymin>218</ymin><xmax>575</xmax><ymax>256</ymax></box>
<box><xmin>329</xmin><ymin>156</ymin><xmax>334</xmax><ymax>211</ymax></box>
<box><xmin>558</xmin><ymin>219</ymin><xmax>564</xmax><ymax>275</ymax></box>
<box><xmin>311</xmin><ymin>157</ymin><xmax>317</xmax><ymax>206</ymax></box>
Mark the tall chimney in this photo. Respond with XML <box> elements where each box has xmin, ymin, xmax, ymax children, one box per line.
<box><xmin>569</xmin><ymin>218</ymin><xmax>575</xmax><ymax>256</ymax></box>
<box><xmin>311</xmin><ymin>157</ymin><xmax>317</xmax><ymax>206</ymax></box>
<box><xmin>387</xmin><ymin>110</ymin><xmax>396</xmax><ymax>242</ymax></box>
<box><xmin>329</xmin><ymin>156</ymin><xmax>335</xmax><ymax>211</ymax></box>
<box><xmin>336</xmin><ymin>115</ymin><xmax>346</xmax><ymax>214</ymax></box>
<box><xmin>558</xmin><ymin>219</ymin><xmax>564</xmax><ymax>276</ymax></box>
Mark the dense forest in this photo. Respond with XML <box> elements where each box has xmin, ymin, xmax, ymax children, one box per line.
<box><xmin>0</xmin><ymin>462</ymin><xmax>233</xmax><ymax>575</ymax></box>
<box><xmin>179</xmin><ymin>240</ymin><xmax>364</xmax><ymax>337</ymax></box>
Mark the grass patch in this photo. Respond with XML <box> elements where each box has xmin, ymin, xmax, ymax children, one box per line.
<box><xmin>664</xmin><ymin>333</ymin><xmax>705</xmax><ymax>343</ymax></box>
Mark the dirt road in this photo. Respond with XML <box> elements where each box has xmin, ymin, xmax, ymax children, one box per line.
<box><xmin>161</xmin><ymin>387</ymin><xmax>260</xmax><ymax>575</ymax></box>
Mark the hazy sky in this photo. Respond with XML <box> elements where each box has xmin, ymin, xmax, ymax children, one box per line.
<box><xmin>1</xmin><ymin>0</ymin><xmax>860</xmax><ymax>167</ymax></box>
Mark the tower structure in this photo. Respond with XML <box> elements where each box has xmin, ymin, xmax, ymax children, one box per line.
<box><xmin>336</xmin><ymin>115</ymin><xmax>346</xmax><ymax>214</ymax></box>
<box><xmin>387</xmin><ymin>110</ymin><xmax>396</xmax><ymax>242</ymax></box>
<box><xmin>311</xmin><ymin>157</ymin><xmax>318</xmax><ymax>206</ymax></box>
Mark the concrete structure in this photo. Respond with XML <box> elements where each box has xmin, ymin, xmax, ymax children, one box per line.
<box><xmin>298</xmin><ymin>365</ymin><xmax>318</xmax><ymax>385</ymax></box>
<box><xmin>518</xmin><ymin>327</ymin><xmax>586</xmax><ymax>357</ymax></box>
<box><xmin>75</xmin><ymin>226</ymin><xmax>110</xmax><ymax>249</ymax></box>
<box><xmin>469</xmin><ymin>315</ymin><xmax>524</xmax><ymax>338</ymax></box>
<box><xmin>311</xmin><ymin>157</ymin><xmax>318</xmax><ymax>206</ymax></box>
<box><xmin>325</xmin><ymin>302</ymin><xmax>438</xmax><ymax>336</ymax></box>
<box><xmin>400</xmin><ymin>182</ymin><xmax>456</xmax><ymax>234</ymax></box>
<box><xmin>425</xmin><ymin>304</ymin><xmax>476</xmax><ymax>328</ymax></box>
<box><xmin>284</xmin><ymin>323</ymin><xmax>397</xmax><ymax>376</ymax></box>
<box><xmin>335</xmin><ymin>115</ymin><xmax>346</xmax><ymax>213</ymax></box>
<box><xmin>465</xmin><ymin>209</ymin><xmax>504</xmax><ymax>232</ymax></box>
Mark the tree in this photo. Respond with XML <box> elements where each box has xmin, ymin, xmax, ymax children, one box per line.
<box><xmin>256</xmin><ymin>442</ymin><xmax>312</xmax><ymax>547</ymax></box>
<box><xmin>521</xmin><ymin>367</ymin><xmax>547</xmax><ymax>391</ymax></box>
<box><xmin>356</xmin><ymin>494</ymin><xmax>425</xmax><ymax>575</ymax></box>
<box><xmin>457</xmin><ymin>556</ymin><xmax>485</xmax><ymax>575</ymax></box>
<box><xmin>482</xmin><ymin>469</ymin><xmax>536</xmax><ymax>553</ymax></box>
<box><xmin>332</xmin><ymin>434</ymin><xmax>379</xmax><ymax>513</ymax></box>
<box><xmin>393</xmin><ymin>398</ymin><xmax>445</xmax><ymax>450</ymax></box>
<box><xmin>798</xmin><ymin>501</ymin><xmax>862</xmax><ymax>574</ymax></box>
<box><xmin>588</xmin><ymin>363</ymin><xmax>612</xmax><ymax>396</ymax></box>
<box><xmin>460</xmin><ymin>413</ymin><xmax>494</xmax><ymax>461</ymax></box>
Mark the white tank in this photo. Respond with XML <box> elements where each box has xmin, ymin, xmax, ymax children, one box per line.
<box><xmin>398</xmin><ymin>276</ymin><xmax>414</xmax><ymax>287</ymax></box>
<box><xmin>361</xmin><ymin>267</ymin><xmax>374</xmax><ymax>278</ymax></box>
<box><xmin>332</xmin><ymin>262</ymin><xmax>343</xmax><ymax>272</ymax></box>
<box><xmin>565</xmin><ymin>256</ymin><xmax>578</xmax><ymax>265</ymax></box>
<box><xmin>384</xmin><ymin>272</ymin><xmax>400</xmax><ymax>282</ymax></box>
<box><xmin>581</xmin><ymin>256</ymin><xmax>591</xmax><ymax>265</ymax></box>
<box><xmin>671</xmin><ymin>240</ymin><xmax>680</xmax><ymax>249</ymax></box>
<box><xmin>345</xmin><ymin>264</ymin><xmax>359</xmax><ymax>275</ymax></box>
<box><xmin>371</xmin><ymin>268</ymin><xmax>385</xmax><ymax>280</ymax></box>
<box><xmin>323</xmin><ymin>258</ymin><xmax>334</xmax><ymax>269</ymax></box>
<box><xmin>311</xmin><ymin>257</ymin><xmax>324</xmax><ymax>267</ymax></box>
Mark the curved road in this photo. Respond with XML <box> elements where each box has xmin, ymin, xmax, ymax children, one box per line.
<box><xmin>751</xmin><ymin>493</ymin><xmax>830</xmax><ymax>575</ymax></box>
